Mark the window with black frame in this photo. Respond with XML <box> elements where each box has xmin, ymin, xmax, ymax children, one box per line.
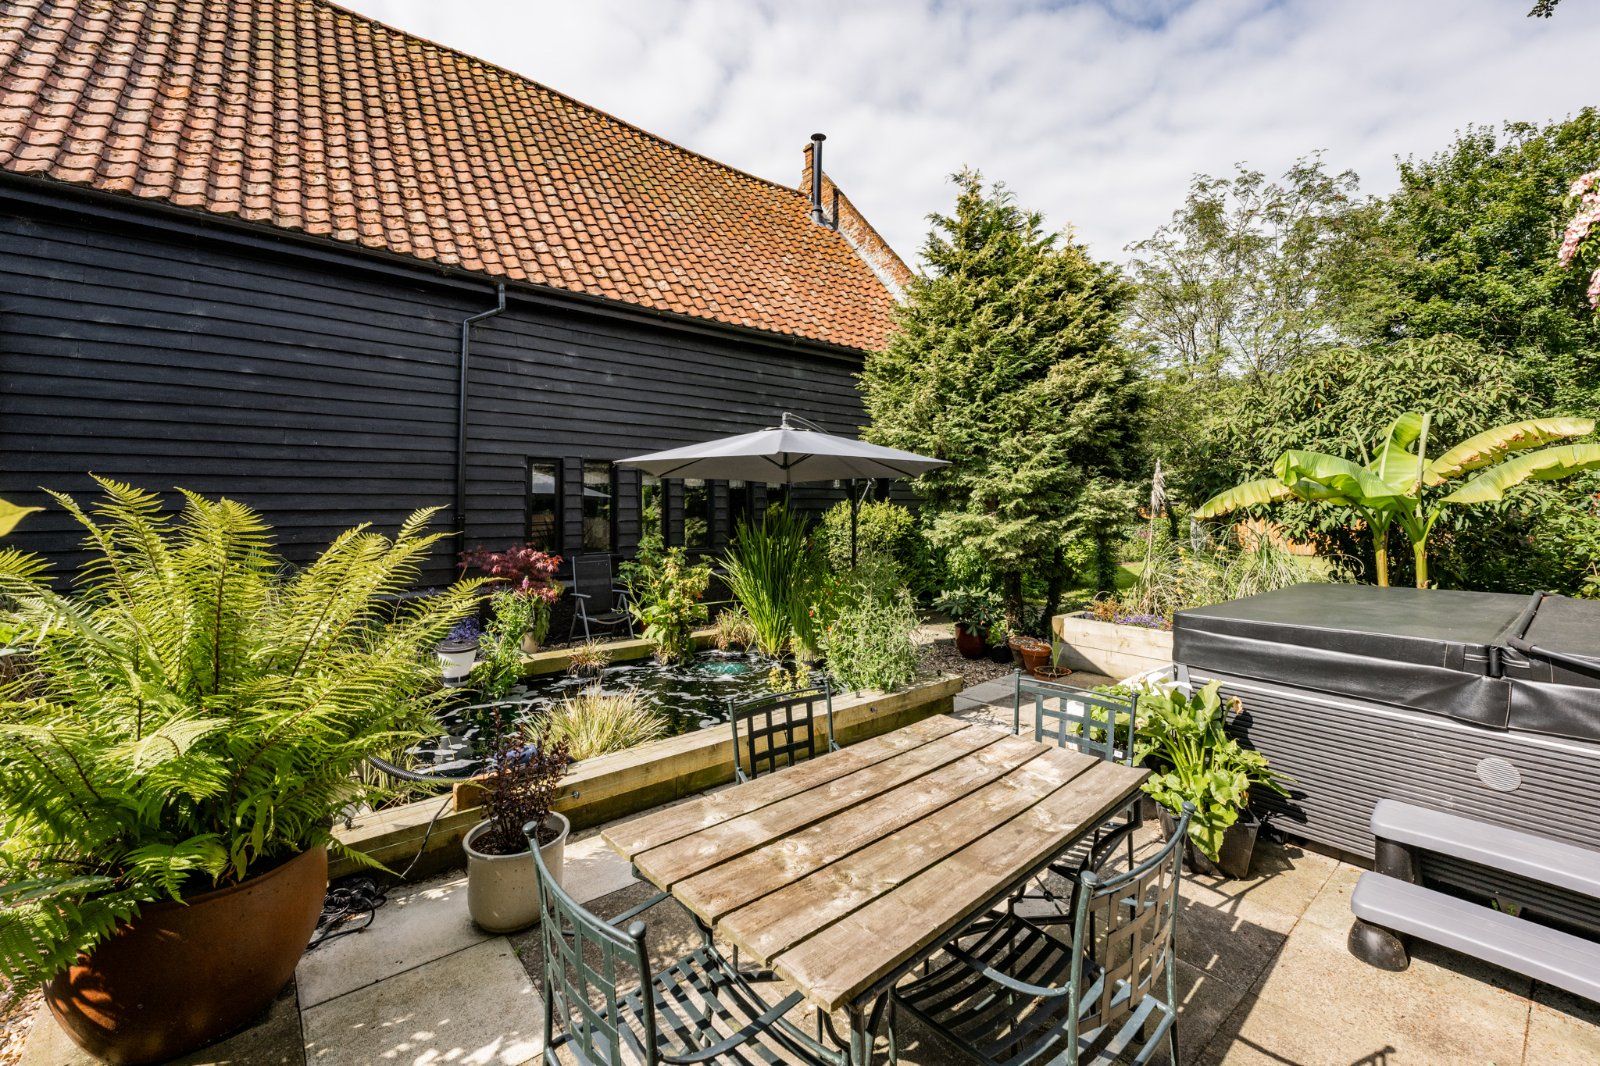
<box><xmin>682</xmin><ymin>478</ymin><xmax>711</xmax><ymax>551</ymax></box>
<box><xmin>527</xmin><ymin>459</ymin><xmax>561</xmax><ymax>551</ymax></box>
<box><xmin>639</xmin><ymin>474</ymin><xmax>664</xmax><ymax>548</ymax></box>
<box><xmin>582</xmin><ymin>460</ymin><xmax>613</xmax><ymax>552</ymax></box>
<box><xmin>728</xmin><ymin>479</ymin><xmax>757</xmax><ymax>537</ymax></box>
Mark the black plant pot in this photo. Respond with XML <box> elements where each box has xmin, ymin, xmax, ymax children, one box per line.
<box><xmin>1158</xmin><ymin>807</ymin><xmax>1260</xmax><ymax>880</ymax></box>
<box><xmin>988</xmin><ymin>643</ymin><xmax>1013</xmax><ymax>665</ymax></box>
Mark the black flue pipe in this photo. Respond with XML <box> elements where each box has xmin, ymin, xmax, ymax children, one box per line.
<box><xmin>810</xmin><ymin>133</ymin><xmax>827</xmax><ymax>225</ymax></box>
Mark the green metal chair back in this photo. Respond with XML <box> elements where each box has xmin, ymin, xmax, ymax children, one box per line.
<box><xmin>894</xmin><ymin>804</ymin><xmax>1192</xmax><ymax>1065</ymax></box>
<box><xmin>1013</xmin><ymin>671</ymin><xmax>1138</xmax><ymax>766</ymax></box>
<box><xmin>530</xmin><ymin>826</ymin><xmax>654</xmax><ymax>1065</ymax></box>
<box><xmin>727</xmin><ymin>679</ymin><xmax>834</xmax><ymax>782</ymax></box>
<box><xmin>1067</xmin><ymin>805</ymin><xmax>1188</xmax><ymax>1056</ymax></box>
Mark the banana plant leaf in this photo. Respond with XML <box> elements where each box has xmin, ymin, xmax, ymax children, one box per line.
<box><xmin>1428</xmin><ymin>417</ymin><xmax>1596</xmax><ymax>486</ymax></box>
<box><xmin>1274</xmin><ymin>451</ymin><xmax>1410</xmax><ymax>511</ymax></box>
<box><xmin>1193</xmin><ymin>478</ymin><xmax>1294</xmax><ymax>520</ymax></box>
<box><xmin>0</xmin><ymin>498</ymin><xmax>41</xmax><ymax>538</ymax></box>
<box><xmin>1440</xmin><ymin>442</ymin><xmax>1600</xmax><ymax>505</ymax></box>
<box><xmin>1368</xmin><ymin>413</ymin><xmax>1427</xmax><ymax>492</ymax></box>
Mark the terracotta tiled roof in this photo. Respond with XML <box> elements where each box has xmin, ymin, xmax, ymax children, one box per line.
<box><xmin>0</xmin><ymin>0</ymin><xmax>906</xmax><ymax>351</ymax></box>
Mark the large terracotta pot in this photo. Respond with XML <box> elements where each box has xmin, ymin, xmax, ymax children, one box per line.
<box><xmin>46</xmin><ymin>846</ymin><xmax>327</xmax><ymax>1065</ymax></box>
<box><xmin>954</xmin><ymin>623</ymin><xmax>988</xmax><ymax>660</ymax></box>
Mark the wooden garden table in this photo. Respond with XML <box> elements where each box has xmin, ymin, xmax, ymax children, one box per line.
<box><xmin>602</xmin><ymin>714</ymin><xmax>1150</xmax><ymax>1064</ymax></box>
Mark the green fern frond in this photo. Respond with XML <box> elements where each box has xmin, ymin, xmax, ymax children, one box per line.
<box><xmin>0</xmin><ymin>486</ymin><xmax>473</xmax><ymax>994</ymax></box>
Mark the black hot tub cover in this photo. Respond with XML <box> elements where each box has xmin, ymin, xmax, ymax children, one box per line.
<box><xmin>1173</xmin><ymin>585</ymin><xmax>1600</xmax><ymax>743</ymax></box>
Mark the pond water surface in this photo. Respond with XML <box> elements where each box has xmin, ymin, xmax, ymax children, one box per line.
<box><xmin>403</xmin><ymin>650</ymin><xmax>801</xmax><ymax>779</ymax></box>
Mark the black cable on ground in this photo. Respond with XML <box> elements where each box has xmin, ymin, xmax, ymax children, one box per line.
<box><xmin>308</xmin><ymin>789</ymin><xmax>457</xmax><ymax>951</ymax></box>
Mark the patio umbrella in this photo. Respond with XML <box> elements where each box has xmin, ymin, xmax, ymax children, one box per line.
<box><xmin>615</xmin><ymin>413</ymin><xmax>947</xmax><ymax>563</ymax></box>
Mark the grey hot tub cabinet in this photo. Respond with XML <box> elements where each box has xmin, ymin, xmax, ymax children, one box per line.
<box><xmin>1173</xmin><ymin>586</ymin><xmax>1600</xmax><ymax>933</ymax></box>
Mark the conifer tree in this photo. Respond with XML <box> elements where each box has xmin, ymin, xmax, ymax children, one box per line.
<box><xmin>862</xmin><ymin>170</ymin><xmax>1142</xmax><ymax>632</ymax></box>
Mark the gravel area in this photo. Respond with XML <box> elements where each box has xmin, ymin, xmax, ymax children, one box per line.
<box><xmin>0</xmin><ymin>986</ymin><xmax>39</xmax><ymax>1066</ymax></box>
<box><xmin>918</xmin><ymin>639</ymin><xmax>1015</xmax><ymax>688</ymax></box>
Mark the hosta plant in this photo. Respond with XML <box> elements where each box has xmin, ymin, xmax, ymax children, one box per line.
<box><xmin>1136</xmin><ymin>681</ymin><xmax>1289</xmax><ymax>862</ymax></box>
<box><xmin>0</xmin><ymin>480</ymin><xmax>480</xmax><ymax>993</ymax></box>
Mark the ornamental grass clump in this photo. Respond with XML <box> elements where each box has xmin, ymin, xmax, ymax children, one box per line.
<box><xmin>0</xmin><ymin>480</ymin><xmax>481</xmax><ymax>992</ymax></box>
<box><xmin>711</xmin><ymin>607</ymin><xmax>758</xmax><ymax>652</ymax></box>
<box><xmin>532</xmin><ymin>687</ymin><xmax>665</xmax><ymax>762</ymax></box>
<box><xmin>566</xmin><ymin>638</ymin><xmax>612</xmax><ymax>678</ymax></box>
<box><xmin>723</xmin><ymin>507</ymin><xmax>822</xmax><ymax>656</ymax></box>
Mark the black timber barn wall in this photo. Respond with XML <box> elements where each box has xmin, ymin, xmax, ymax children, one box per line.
<box><xmin>0</xmin><ymin>184</ymin><xmax>867</xmax><ymax>587</ymax></box>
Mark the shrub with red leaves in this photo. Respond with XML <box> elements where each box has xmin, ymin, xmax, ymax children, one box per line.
<box><xmin>460</xmin><ymin>544</ymin><xmax>563</xmax><ymax>602</ymax></box>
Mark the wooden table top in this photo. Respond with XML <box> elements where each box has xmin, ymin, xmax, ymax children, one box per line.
<box><xmin>602</xmin><ymin>714</ymin><xmax>1149</xmax><ymax>1013</ymax></box>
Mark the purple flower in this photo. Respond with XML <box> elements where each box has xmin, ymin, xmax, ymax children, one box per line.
<box><xmin>447</xmin><ymin>617</ymin><xmax>482</xmax><ymax>643</ymax></box>
<box><xmin>1113</xmin><ymin>612</ymin><xmax>1169</xmax><ymax>631</ymax></box>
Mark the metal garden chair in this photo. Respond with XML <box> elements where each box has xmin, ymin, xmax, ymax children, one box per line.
<box><xmin>894</xmin><ymin>804</ymin><xmax>1192</xmax><ymax>1066</ymax></box>
<box><xmin>728</xmin><ymin>679</ymin><xmax>837</xmax><ymax>784</ymax></box>
<box><xmin>528</xmin><ymin>820</ymin><xmax>848</xmax><ymax>1065</ymax></box>
<box><xmin>569</xmin><ymin>554</ymin><xmax>635</xmax><ymax>641</ymax></box>
<box><xmin>1012</xmin><ymin>671</ymin><xmax>1143</xmax><ymax>921</ymax></box>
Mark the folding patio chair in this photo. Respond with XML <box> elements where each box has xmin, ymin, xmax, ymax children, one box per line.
<box><xmin>569</xmin><ymin>554</ymin><xmax>635</xmax><ymax>641</ymax></box>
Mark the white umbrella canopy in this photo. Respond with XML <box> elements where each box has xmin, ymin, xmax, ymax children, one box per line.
<box><xmin>614</xmin><ymin>413</ymin><xmax>947</xmax><ymax>484</ymax></box>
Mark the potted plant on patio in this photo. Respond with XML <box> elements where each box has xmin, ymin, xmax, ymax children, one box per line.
<box><xmin>1137</xmin><ymin>680</ymin><xmax>1290</xmax><ymax>879</ymax></box>
<box><xmin>437</xmin><ymin>615</ymin><xmax>482</xmax><ymax>684</ymax></box>
<box><xmin>935</xmin><ymin>585</ymin><xmax>1002</xmax><ymax>660</ymax></box>
<box><xmin>462</xmin><ymin>724</ymin><xmax>571</xmax><ymax>933</ymax></box>
<box><xmin>0</xmin><ymin>480</ymin><xmax>480</xmax><ymax>1064</ymax></box>
<box><xmin>1006</xmin><ymin>633</ymin><xmax>1054</xmax><ymax>677</ymax></box>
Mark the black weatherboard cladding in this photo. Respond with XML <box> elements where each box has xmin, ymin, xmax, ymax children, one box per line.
<box><xmin>0</xmin><ymin>184</ymin><xmax>867</xmax><ymax>586</ymax></box>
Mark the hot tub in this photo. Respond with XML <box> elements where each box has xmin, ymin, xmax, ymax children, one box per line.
<box><xmin>1173</xmin><ymin>585</ymin><xmax>1600</xmax><ymax>931</ymax></box>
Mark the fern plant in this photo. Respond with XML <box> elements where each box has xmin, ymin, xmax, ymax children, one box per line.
<box><xmin>0</xmin><ymin>480</ymin><xmax>480</xmax><ymax>993</ymax></box>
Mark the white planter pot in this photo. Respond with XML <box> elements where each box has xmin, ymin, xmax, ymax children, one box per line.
<box><xmin>437</xmin><ymin>642</ymin><xmax>478</xmax><ymax>682</ymax></box>
<box><xmin>463</xmin><ymin>812</ymin><xmax>569</xmax><ymax>934</ymax></box>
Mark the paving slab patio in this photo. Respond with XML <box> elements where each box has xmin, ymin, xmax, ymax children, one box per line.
<box><xmin>17</xmin><ymin>681</ymin><xmax>1600</xmax><ymax>1063</ymax></box>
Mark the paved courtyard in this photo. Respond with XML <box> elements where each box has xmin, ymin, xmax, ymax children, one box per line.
<box><xmin>19</xmin><ymin>677</ymin><xmax>1600</xmax><ymax>1065</ymax></box>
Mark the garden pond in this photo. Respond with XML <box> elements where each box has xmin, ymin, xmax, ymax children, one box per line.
<box><xmin>402</xmin><ymin>650</ymin><xmax>809</xmax><ymax>779</ymax></box>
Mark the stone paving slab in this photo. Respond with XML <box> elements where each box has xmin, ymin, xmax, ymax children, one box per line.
<box><xmin>302</xmin><ymin>938</ymin><xmax>541</xmax><ymax>1066</ymax></box>
<box><xmin>297</xmin><ymin>874</ymin><xmax>488</xmax><ymax>1009</ymax></box>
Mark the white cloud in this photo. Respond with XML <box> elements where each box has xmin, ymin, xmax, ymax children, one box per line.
<box><xmin>352</xmin><ymin>0</ymin><xmax>1599</xmax><ymax>266</ymax></box>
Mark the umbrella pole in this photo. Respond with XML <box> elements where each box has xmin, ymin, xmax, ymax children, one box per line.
<box><xmin>849</xmin><ymin>479</ymin><xmax>859</xmax><ymax>569</ymax></box>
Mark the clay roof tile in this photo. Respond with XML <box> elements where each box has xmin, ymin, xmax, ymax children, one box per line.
<box><xmin>0</xmin><ymin>0</ymin><xmax>903</xmax><ymax>350</ymax></box>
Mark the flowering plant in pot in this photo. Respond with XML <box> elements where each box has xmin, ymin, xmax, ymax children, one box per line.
<box><xmin>1136</xmin><ymin>680</ymin><xmax>1290</xmax><ymax>879</ymax></box>
<box><xmin>437</xmin><ymin>615</ymin><xmax>482</xmax><ymax>684</ymax></box>
<box><xmin>462</xmin><ymin>721</ymin><xmax>571</xmax><ymax>933</ymax></box>
<box><xmin>458</xmin><ymin>544</ymin><xmax>563</xmax><ymax>651</ymax></box>
<box><xmin>0</xmin><ymin>481</ymin><xmax>480</xmax><ymax>1064</ymax></box>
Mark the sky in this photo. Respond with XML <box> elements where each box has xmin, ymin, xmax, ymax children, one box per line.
<box><xmin>348</xmin><ymin>0</ymin><xmax>1599</xmax><ymax>267</ymax></box>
